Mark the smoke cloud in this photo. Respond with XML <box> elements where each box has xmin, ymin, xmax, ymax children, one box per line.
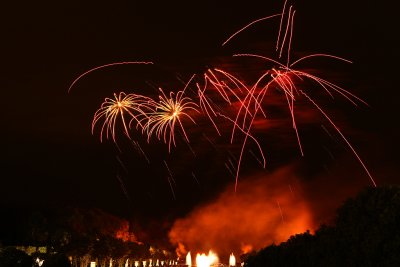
<box><xmin>168</xmin><ymin>166</ymin><xmax>314</xmax><ymax>260</ymax></box>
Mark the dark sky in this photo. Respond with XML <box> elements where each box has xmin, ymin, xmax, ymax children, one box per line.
<box><xmin>1</xmin><ymin>0</ymin><xmax>399</xmax><ymax>243</ymax></box>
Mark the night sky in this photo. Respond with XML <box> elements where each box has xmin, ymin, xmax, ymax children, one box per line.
<box><xmin>1</xmin><ymin>0</ymin><xmax>399</xmax><ymax>247</ymax></box>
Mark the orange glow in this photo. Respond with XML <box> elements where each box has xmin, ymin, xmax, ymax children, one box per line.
<box><xmin>115</xmin><ymin>221</ymin><xmax>139</xmax><ymax>243</ymax></box>
<box><xmin>169</xmin><ymin>167</ymin><xmax>314</xmax><ymax>258</ymax></box>
<box><xmin>240</xmin><ymin>244</ymin><xmax>253</xmax><ymax>255</ymax></box>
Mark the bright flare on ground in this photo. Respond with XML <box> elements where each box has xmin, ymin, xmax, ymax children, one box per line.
<box><xmin>196</xmin><ymin>251</ymin><xmax>218</xmax><ymax>267</ymax></box>
<box><xmin>186</xmin><ymin>252</ymin><xmax>192</xmax><ymax>267</ymax></box>
<box><xmin>229</xmin><ymin>253</ymin><xmax>236</xmax><ymax>267</ymax></box>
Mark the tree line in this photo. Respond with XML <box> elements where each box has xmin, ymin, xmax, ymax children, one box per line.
<box><xmin>245</xmin><ymin>185</ymin><xmax>400</xmax><ymax>267</ymax></box>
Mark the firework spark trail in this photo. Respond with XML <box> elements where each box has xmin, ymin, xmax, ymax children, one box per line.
<box><xmin>227</xmin><ymin>158</ymin><xmax>237</xmax><ymax>173</ymax></box>
<box><xmin>249</xmin><ymin>149</ymin><xmax>264</xmax><ymax>167</ymax></box>
<box><xmin>279</xmin><ymin>5</ymin><xmax>293</xmax><ymax>59</ymax></box>
<box><xmin>185</xmin><ymin>137</ymin><xmax>197</xmax><ymax>157</ymax></box>
<box><xmin>286</xmin><ymin>10</ymin><xmax>295</xmax><ymax>67</ymax></box>
<box><xmin>202</xmin><ymin>133</ymin><xmax>218</xmax><ymax>150</ymax></box>
<box><xmin>116</xmin><ymin>174</ymin><xmax>133</xmax><ymax>203</ymax></box>
<box><xmin>164</xmin><ymin>160</ymin><xmax>177</xmax><ymax>199</ymax></box>
<box><xmin>191</xmin><ymin>172</ymin><xmax>200</xmax><ymax>185</ymax></box>
<box><xmin>131</xmin><ymin>140</ymin><xmax>151</xmax><ymax>164</ymax></box>
<box><xmin>217</xmin><ymin>111</ymin><xmax>266</xmax><ymax>164</ymax></box>
<box><xmin>299</xmin><ymin>90</ymin><xmax>377</xmax><ymax>187</ymax></box>
<box><xmin>68</xmin><ymin>61</ymin><xmax>153</xmax><ymax>93</ymax></box>
<box><xmin>212</xmin><ymin>68</ymin><xmax>267</xmax><ymax>118</ymax></box>
<box><xmin>197</xmin><ymin>80</ymin><xmax>222</xmax><ymax>135</ymax></box>
<box><xmin>116</xmin><ymin>155</ymin><xmax>129</xmax><ymax>173</ymax></box>
<box><xmin>92</xmin><ymin>92</ymin><xmax>155</xmax><ymax>142</ymax></box>
<box><xmin>229</xmin><ymin>70</ymin><xmax>271</xmax><ymax>144</ymax></box>
<box><xmin>290</xmin><ymin>54</ymin><xmax>353</xmax><ymax>67</ymax></box>
<box><xmin>276</xmin><ymin>0</ymin><xmax>288</xmax><ymax>51</ymax></box>
<box><xmin>216</xmin><ymin>112</ymin><xmax>266</xmax><ymax>188</ymax></box>
<box><xmin>222</xmin><ymin>14</ymin><xmax>282</xmax><ymax>46</ymax></box>
<box><xmin>277</xmin><ymin>200</ymin><xmax>285</xmax><ymax>224</ymax></box>
<box><xmin>225</xmin><ymin>162</ymin><xmax>236</xmax><ymax>178</ymax></box>
<box><xmin>198</xmin><ymin>68</ymin><xmax>266</xmax><ymax>141</ymax></box>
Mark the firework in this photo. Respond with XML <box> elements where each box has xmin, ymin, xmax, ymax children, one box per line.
<box><xmin>92</xmin><ymin>92</ymin><xmax>155</xmax><ymax>142</ymax></box>
<box><xmin>196</xmin><ymin>68</ymin><xmax>265</xmax><ymax>137</ymax></box>
<box><xmin>221</xmin><ymin>0</ymin><xmax>376</xmax><ymax>189</ymax></box>
<box><xmin>143</xmin><ymin>87</ymin><xmax>199</xmax><ymax>152</ymax></box>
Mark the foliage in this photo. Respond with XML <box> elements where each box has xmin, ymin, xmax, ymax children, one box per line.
<box><xmin>0</xmin><ymin>207</ymin><xmax>152</xmax><ymax>263</ymax></box>
<box><xmin>246</xmin><ymin>186</ymin><xmax>400</xmax><ymax>267</ymax></box>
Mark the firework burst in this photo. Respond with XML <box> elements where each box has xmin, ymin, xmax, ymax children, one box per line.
<box><xmin>92</xmin><ymin>92</ymin><xmax>155</xmax><ymax>142</ymax></box>
<box><xmin>144</xmin><ymin>87</ymin><xmax>199</xmax><ymax>152</ymax></box>
<box><xmin>222</xmin><ymin>0</ymin><xmax>376</xmax><ymax>189</ymax></box>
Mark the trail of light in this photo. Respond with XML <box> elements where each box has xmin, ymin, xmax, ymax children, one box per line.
<box><xmin>270</xmin><ymin>69</ymin><xmax>304</xmax><ymax>155</ymax></box>
<box><xmin>299</xmin><ymin>90</ymin><xmax>377</xmax><ymax>187</ymax></box>
<box><xmin>217</xmin><ymin>111</ymin><xmax>266</xmax><ymax>192</ymax></box>
<box><xmin>213</xmin><ymin>68</ymin><xmax>266</xmax><ymax>117</ymax></box>
<box><xmin>222</xmin><ymin>14</ymin><xmax>282</xmax><ymax>46</ymax></box>
<box><xmin>68</xmin><ymin>61</ymin><xmax>153</xmax><ymax>92</ymax></box>
<box><xmin>290</xmin><ymin>53</ymin><xmax>353</xmax><ymax>67</ymax></box>
<box><xmin>164</xmin><ymin>160</ymin><xmax>177</xmax><ymax>200</ymax></box>
<box><xmin>292</xmin><ymin>70</ymin><xmax>368</xmax><ymax>106</ymax></box>
<box><xmin>279</xmin><ymin>5</ymin><xmax>293</xmax><ymax>59</ymax></box>
<box><xmin>116</xmin><ymin>174</ymin><xmax>132</xmax><ymax>203</ymax></box>
<box><xmin>231</xmin><ymin>70</ymin><xmax>271</xmax><ymax>142</ymax></box>
<box><xmin>276</xmin><ymin>0</ymin><xmax>288</xmax><ymax>51</ymax></box>
<box><xmin>131</xmin><ymin>140</ymin><xmax>151</xmax><ymax>164</ymax></box>
<box><xmin>277</xmin><ymin>200</ymin><xmax>285</xmax><ymax>224</ymax></box>
<box><xmin>217</xmin><ymin>112</ymin><xmax>266</xmax><ymax>168</ymax></box>
<box><xmin>200</xmin><ymin>68</ymin><xmax>267</xmax><ymax>148</ymax></box>
<box><xmin>166</xmin><ymin>175</ymin><xmax>176</xmax><ymax>200</ymax></box>
<box><xmin>249</xmin><ymin>149</ymin><xmax>263</xmax><ymax>166</ymax></box>
<box><xmin>233</xmin><ymin>53</ymin><xmax>287</xmax><ymax>68</ymax></box>
<box><xmin>191</xmin><ymin>172</ymin><xmax>200</xmax><ymax>185</ymax></box>
<box><xmin>116</xmin><ymin>155</ymin><xmax>129</xmax><ymax>173</ymax></box>
<box><xmin>286</xmin><ymin>10</ymin><xmax>296</xmax><ymax>67</ymax></box>
<box><xmin>197</xmin><ymin>81</ymin><xmax>222</xmax><ymax>135</ymax></box>
<box><xmin>225</xmin><ymin>162</ymin><xmax>236</xmax><ymax>177</ymax></box>
<box><xmin>228</xmin><ymin>158</ymin><xmax>237</xmax><ymax>172</ymax></box>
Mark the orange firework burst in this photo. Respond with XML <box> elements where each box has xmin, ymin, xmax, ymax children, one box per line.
<box><xmin>144</xmin><ymin>87</ymin><xmax>199</xmax><ymax>152</ymax></box>
<box><xmin>92</xmin><ymin>92</ymin><xmax>155</xmax><ymax>142</ymax></box>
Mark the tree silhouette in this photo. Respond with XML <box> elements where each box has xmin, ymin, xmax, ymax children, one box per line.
<box><xmin>246</xmin><ymin>186</ymin><xmax>400</xmax><ymax>267</ymax></box>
